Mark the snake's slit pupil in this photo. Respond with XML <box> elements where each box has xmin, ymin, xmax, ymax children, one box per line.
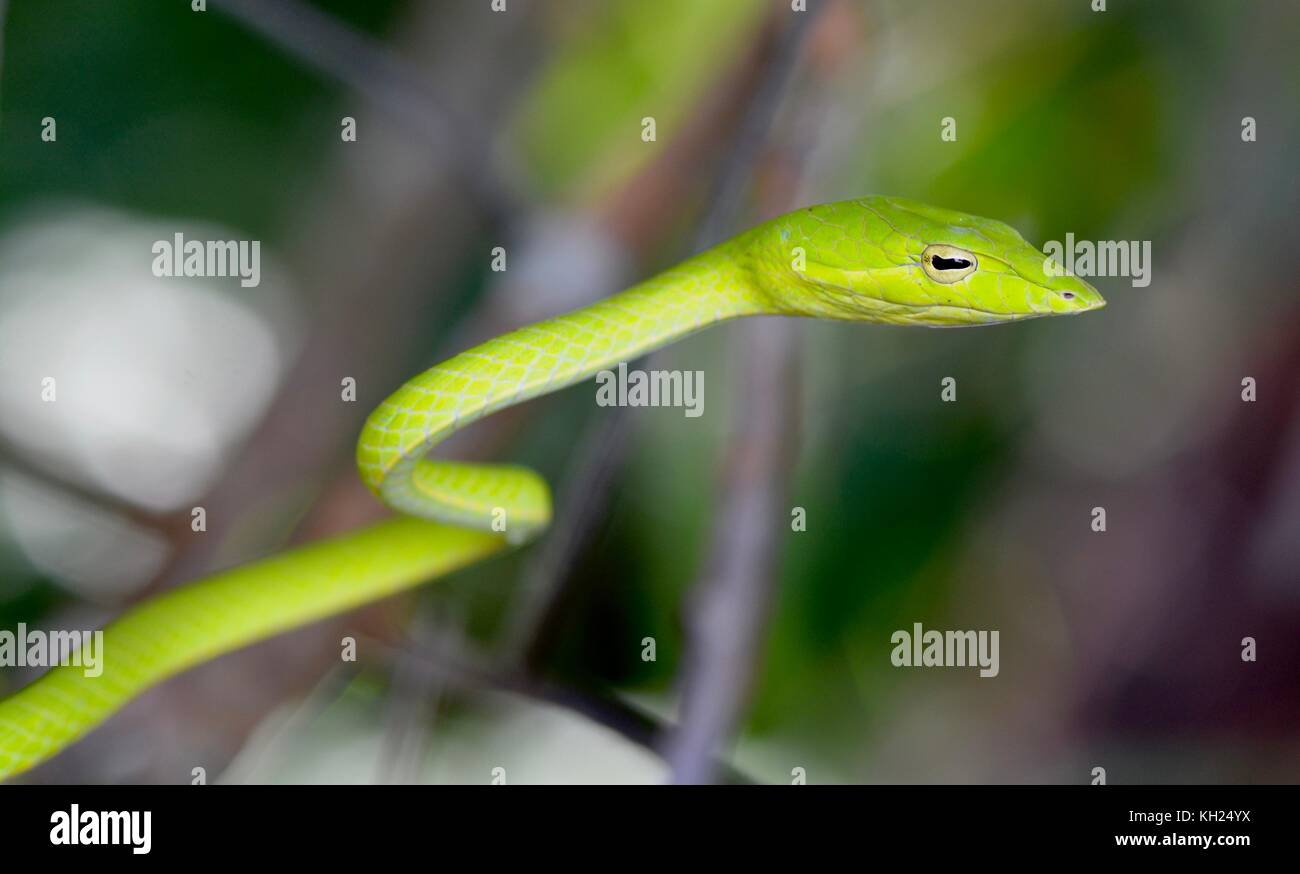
<box><xmin>931</xmin><ymin>255</ymin><xmax>972</xmax><ymax>271</ymax></box>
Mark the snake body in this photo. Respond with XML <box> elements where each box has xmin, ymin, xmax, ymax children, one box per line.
<box><xmin>0</xmin><ymin>197</ymin><xmax>1103</xmax><ymax>779</ymax></box>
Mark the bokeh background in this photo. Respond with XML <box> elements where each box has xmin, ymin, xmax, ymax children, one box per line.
<box><xmin>0</xmin><ymin>0</ymin><xmax>1296</xmax><ymax>783</ymax></box>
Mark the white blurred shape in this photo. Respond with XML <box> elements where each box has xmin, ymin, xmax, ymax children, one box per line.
<box><xmin>226</xmin><ymin>686</ymin><xmax>667</xmax><ymax>785</ymax></box>
<box><xmin>0</xmin><ymin>469</ymin><xmax>168</xmax><ymax>600</ymax></box>
<box><xmin>0</xmin><ymin>206</ymin><xmax>299</xmax><ymax>512</ymax></box>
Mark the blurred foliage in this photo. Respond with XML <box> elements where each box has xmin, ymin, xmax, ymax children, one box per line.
<box><xmin>858</xmin><ymin>1</ymin><xmax>1229</xmax><ymax>239</ymax></box>
<box><xmin>0</xmin><ymin>0</ymin><xmax>404</xmax><ymax>233</ymax></box>
<box><xmin>510</xmin><ymin>0</ymin><xmax>766</xmax><ymax>201</ymax></box>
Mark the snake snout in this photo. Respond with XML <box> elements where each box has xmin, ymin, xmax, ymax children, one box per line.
<box><xmin>1055</xmin><ymin>276</ymin><xmax>1106</xmax><ymax>314</ymax></box>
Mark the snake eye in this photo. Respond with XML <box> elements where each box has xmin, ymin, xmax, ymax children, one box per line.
<box><xmin>921</xmin><ymin>244</ymin><xmax>978</xmax><ymax>284</ymax></box>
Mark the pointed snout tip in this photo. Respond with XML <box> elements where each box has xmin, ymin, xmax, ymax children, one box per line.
<box><xmin>1072</xmin><ymin>279</ymin><xmax>1105</xmax><ymax>313</ymax></box>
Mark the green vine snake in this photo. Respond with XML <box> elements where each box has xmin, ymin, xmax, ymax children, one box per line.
<box><xmin>0</xmin><ymin>196</ymin><xmax>1104</xmax><ymax>780</ymax></box>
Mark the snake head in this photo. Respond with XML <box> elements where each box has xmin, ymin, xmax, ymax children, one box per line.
<box><xmin>763</xmin><ymin>195</ymin><xmax>1105</xmax><ymax>327</ymax></box>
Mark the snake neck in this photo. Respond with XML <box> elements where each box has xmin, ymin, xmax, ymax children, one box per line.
<box><xmin>355</xmin><ymin>233</ymin><xmax>769</xmax><ymax>535</ymax></box>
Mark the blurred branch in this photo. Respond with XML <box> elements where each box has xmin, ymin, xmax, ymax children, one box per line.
<box><xmin>210</xmin><ymin>0</ymin><xmax>517</xmax><ymax>216</ymax></box>
<box><xmin>503</xmin><ymin>0</ymin><xmax>824</xmax><ymax>670</ymax></box>
<box><xmin>0</xmin><ymin>449</ymin><xmax>176</xmax><ymax>542</ymax></box>
<box><xmin>663</xmin><ymin>318</ymin><xmax>799</xmax><ymax>783</ymax></box>
<box><xmin>663</xmin><ymin>2</ymin><xmax>836</xmax><ymax>784</ymax></box>
<box><xmin>689</xmin><ymin>4</ymin><xmax>820</xmax><ymax>250</ymax></box>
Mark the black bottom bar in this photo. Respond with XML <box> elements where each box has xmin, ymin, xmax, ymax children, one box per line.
<box><xmin>0</xmin><ymin>784</ymin><xmax>1288</xmax><ymax>860</ymax></box>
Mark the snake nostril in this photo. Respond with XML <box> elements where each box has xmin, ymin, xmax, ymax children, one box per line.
<box><xmin>1060</xmin><ymin>292</ymin><xmax>1075</xmax><ymax>300</ymax></box>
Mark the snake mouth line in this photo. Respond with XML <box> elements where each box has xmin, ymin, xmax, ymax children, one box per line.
<box><xmin>869</xmin><ymin>294</ymin><xmax>1090</xmax><ymax>325</ymax></box>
